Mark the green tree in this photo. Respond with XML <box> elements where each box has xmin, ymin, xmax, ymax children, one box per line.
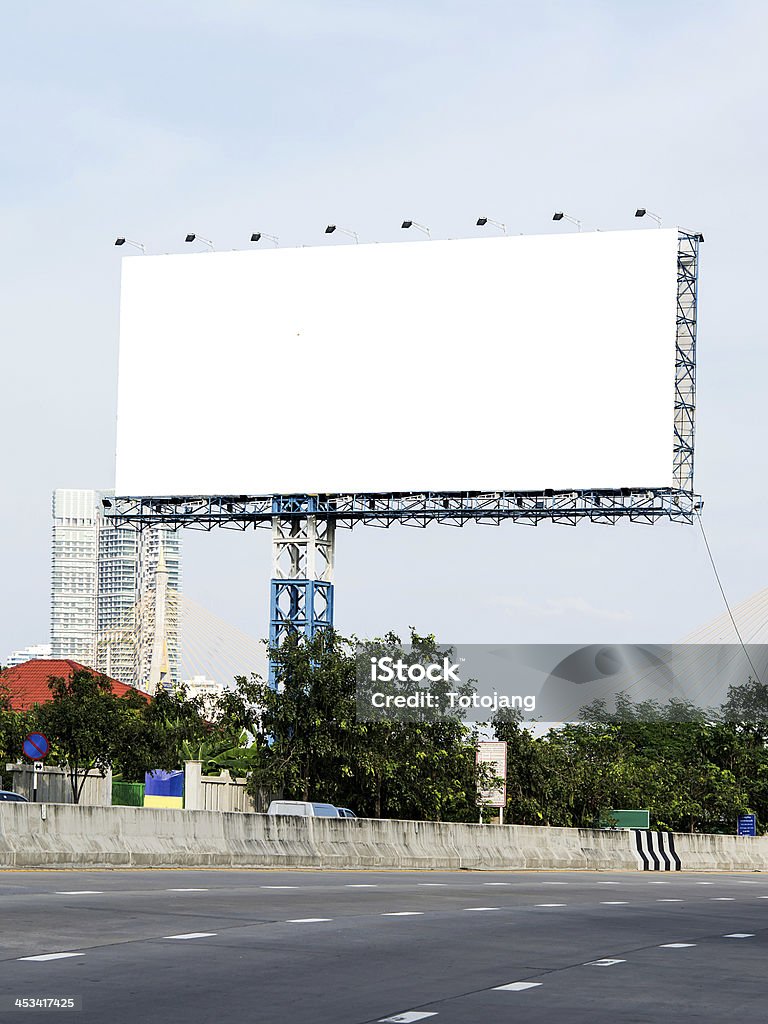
<box><xmin>244</xmin><ymin>629</ymin><xmax>486</xmax><ymax>821</ymax></box>
<box><xmin>36</xmin><ymin>669</ymin><xmax>144</xmax><ymax>803</ymax></box>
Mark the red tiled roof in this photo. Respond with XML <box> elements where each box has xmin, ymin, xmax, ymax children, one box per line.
<box><xmin>0</xmin><ymin>660</ymin><xmax>148</xmax><ymax>712</ymax></box>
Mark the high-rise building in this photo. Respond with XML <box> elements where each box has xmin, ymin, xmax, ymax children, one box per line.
<box><xmin>4</xmin><ymin>643</ymin><xmax>52</xmax><ymax>668</ymax></box>
<box><xmin>51</xmin><ymin>489</ymin><xmax>181</xmax><ymax>690</ymax></box>
<box><xmin>50</xmin><ymin>490</ymin><xmax>101</xmax><ymax>665</ymax></box>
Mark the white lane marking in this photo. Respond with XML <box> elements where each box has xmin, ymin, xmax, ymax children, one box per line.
<box><xmin>346</xmin><ymin>884</ymin><xmax>378</xmax><ymax>888</ymax></box>
<box><xmin>600</xmin><ymin>901</ymin><xmax>629</xmax><ymax>905</ymax></box>
<box><xmin>541</xmin><ymin>881</ymin><xmax>568</xmax><ymax>885</ymax></box>
<box><xmin>418</xmin><ymin>883</ymin><xmax>447</xmax><ymax>886</ymax></box>
<box><xmin>657</xmin><ymin>899</ymin><xmax>684</xmax><ymax>902</ymax></box>
<box><xmin>484</xmin><ymin>882</ymin><xmax>512</xmax><ymax>886</ymax></box>
<box><xmin>696</xmin><ymin>882</ymin><xmax>714</xmax><ymax>885</ymax></box>
<box><xmin>261</xmin><ymin>885</ymin><xmax>300</xmax><ymax>890</ymax></box>
<box><xmin>737</xmin><ymin>880</ymin><xmax>758</xmax><ymax>884</ymax></box>
<box><xmin>493</xmin><ymin>982</ymin><xmax>543</xmax><ymax>991</ymax></box>
<box><xmin>598</xmin><ymin>881</ymin><xmax>620</xmax><ymax>885</ymax></box>
<box><xmin>536</xmin><ymin>903</ymin><xmax>567</xmax><ymax>907</ymax></box>
<box><xmin>163</xmin><ymin>932</ymin><xmax>217</xmax><ymax>940</ymax></box>
<box><xmin>286</xmin><ymin>918</ymin><xmax>331</xmax><ymax>923</ymax></box>
<box><xmin>725</xmin><ymin>933</ymin><xmax>754</xmax><ymax>938</ymax></box>
<box><xmin>584</xmin><ymin>959</ymin><xmax>625</xmax><ymax>966</ymax></box>
<box><xmin>710</xmin><ymin>898</ymin><xmax>735</xmax><ymax>901</ymax></box>
<box><xmin>378</xmin><ymin>1013</ymin><xmax>438</xmax><ymax>1023</ymax></box>
<box><xmin>382</xmin><ymin>912</ymin><xmax>424</xmax><ymax>916</ymax></box>
<box><xmin>659</xmin><ymin>943</ymin><xmax>696</xmax><ymax>948</ymax></box>
<box><xmin>168</xmin><ymin>888</ymin><xmax>208</xmax><ymax>892</ymax></box>
<box><xmin>463</xmin><ymin>907</ymin><xmax>500</xmax><ymax>912</ymax></box>
<box><xmin>758</xmin><ymin>896</ymin><xmax>768</xmax><ymax>899</ymax></box>
<box><xmin>54</xmin><ymin>891</ymin><xmax>103</xmax><ymax>895</ymax></box>
<box><xmin>18</xmin><ymin>953</ymin><xmax>84</xmax><ymax>962</ymax></box>
<box><xmin>647</xmin><ymin>881</ymin><xmax>669</xmax><ymax>885</ymax></box>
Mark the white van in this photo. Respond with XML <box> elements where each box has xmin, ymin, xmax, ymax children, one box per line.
<box><xmin>267</xmin><ymin>800</ymin><xmax>340</xmax><ymax>817</ymax></box>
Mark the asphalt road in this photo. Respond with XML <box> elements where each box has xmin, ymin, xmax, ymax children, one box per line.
<box><xmin>1</xmin><ymin>868</ymin><xmax>766</xmax><ymax>1023</ymax></box>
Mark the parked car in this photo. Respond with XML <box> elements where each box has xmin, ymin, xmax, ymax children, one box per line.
<box><xmin>267</xmin><ymin>800</ymin><xmax>340</xmax><ymax>817</ymax></box>
<box><xmin>336</xmin><ymin>807</ymin><xmax>357</xmax><ymax>819</ymax></box>
<box><xmin>0</xmin><ymin>790</ymin><xmax>28</xmax><ymax>802</ymax></box>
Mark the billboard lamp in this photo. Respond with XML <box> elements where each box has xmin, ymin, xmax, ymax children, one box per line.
<box><xmin>185</xmin><ymin>233</ymin><xmax>214</xmax><ymax>250</ymax></box>
<box><xmin>114</xmin><ymin>237</ymin><xmax>145</xmax><ymax>253</ymax></box>
<box><xmin>250</xmin><ymin>232</ymin><xmax>279</xmax><ymax>246</ymax></box>
<box><xmin>552</xmin><ymin>212</ymin><xmax>582</xmax><ymax>231</ymax></box>
<box><xmin>635</xmin><ymin>208</ymin><xmax>662</xmax><ymax>227</ymax></box>
<box><xmin>476</xmin><ymin>217</ymin><xmax>507</xmax><ymax>235</ymax></box>
<box><xmin>401</xmin><ymin>220</ymin><xmax>431</xmax><ymax>238</ymax></box>
<box><xmin>325</xmin><ymin>225</ymin><xmax>359</xmax><ymax>243</ymax></box>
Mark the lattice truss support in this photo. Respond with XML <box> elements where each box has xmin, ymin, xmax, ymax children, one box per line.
<box><xmin>270</xmin><ymin>514</ymin><xmax>335</xmax><ymax>654</ymax></box>
<box><xmin>674</xmin><ymin>230</ymin><xmax>700</xmax><ymax>493</ymax></box>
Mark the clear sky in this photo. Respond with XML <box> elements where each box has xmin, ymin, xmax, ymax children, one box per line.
<box><xmin>1</xmin><ymin>1</ymin><xmax>766</xmax><ymax>665</ymax></box>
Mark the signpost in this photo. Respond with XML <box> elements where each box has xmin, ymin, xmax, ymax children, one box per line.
<box><xmin>738</xmin><ymin>813</ymin><xmax>757</xmax><ymax>837</ymax></box>
<box><xmin>22</xmin><ymin>732</ymin><xmax>50</xmax><ymax>803</ymax></box>
<box><xmin>476</xmin><ymin>741</ymin><xmax>507</xmax><ymax>824</ymax></box>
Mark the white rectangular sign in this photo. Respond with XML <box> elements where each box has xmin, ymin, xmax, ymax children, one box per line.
<box><xmin>115</xmin><ymin>229</ymin><xmax>679</xmax><ymax>496</ymax></box>
<box><xmin>476</xmin><ymin>740</ymin><xmax>508</xmax><ymax>808</ymax></box>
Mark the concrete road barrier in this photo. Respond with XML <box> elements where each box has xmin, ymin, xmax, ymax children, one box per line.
<box><xmin>0</xmin><ymin>804</ymin><xmax>765</xmax><ymax>871</ymax></box>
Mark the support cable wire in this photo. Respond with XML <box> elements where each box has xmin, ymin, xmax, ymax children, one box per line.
<box><xmin>696</xmin><ymin>510</ymin><xmax>763</xmax><ymax>686</ymax></box>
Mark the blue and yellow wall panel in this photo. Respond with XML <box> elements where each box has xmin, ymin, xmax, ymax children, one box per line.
<box><xmin>144</xmin><ymin>769</ymin><xmax>184</xmax><ymax>809</ymax></box>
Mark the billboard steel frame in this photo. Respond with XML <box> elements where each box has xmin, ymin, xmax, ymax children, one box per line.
<box><xmin>106</xmin><ymin>230</ymin><xmax>701</xmax><ymax>661</ymax></box>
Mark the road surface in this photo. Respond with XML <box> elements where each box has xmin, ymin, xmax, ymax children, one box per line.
<box><xmin>1</xmin><ymin>868</ymin><xmax>765</xmax><ymax>1022</ymax></box>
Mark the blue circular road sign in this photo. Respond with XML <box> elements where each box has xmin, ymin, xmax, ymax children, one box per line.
<box><xmin>23</xmin><ymin>732</ymin><xmax>50</xmax><ymax>761</ymax></box>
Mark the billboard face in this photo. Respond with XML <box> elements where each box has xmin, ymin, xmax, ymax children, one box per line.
<box><xmin>115</xmin><ymin>229</ymin><xmax>679</xmax><ymax>496</ymax></box>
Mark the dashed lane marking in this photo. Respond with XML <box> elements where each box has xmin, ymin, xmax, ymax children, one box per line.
<box><xmin>493</xmin><ymin>982</ymin><xmax>543</xmax><ymax>991</ymax></box>
<box><xmin>163</xmin><ymin>932</ymin><xmax>217</xmax><ymax>940</ymax></box>
<box><xmin>710</xmin><ymin>898</ymin><xmax>736</xmax><ymax>901</ymax></box>
<box><xmin>168</xmin><ymin>888</ymin><xmax>208</xmax><ymax>892</ymax></box>
<box><xmin>261</xmin><ymin>885</ymin><xmax>300</xmax><ymax>890</ymax></box>
<box><xmin>54</xmin><ymin>891</ymin><xmax>103</xmax><ymax>895</ymax></box>
<box><xmin>600</xmin><ymin>901</ymin><xmax>629</xmax><ymax>905</ymax></box>
<box><xmin>659</xmin><ymin>943</ymin><xmax>696</xmax><ymax>948</ymax></box>
<box><xmin>536</xmin><ymin>903</ymin><xmax>567</xmax><ymax>907</ymax></box>
<box><xmin>346</xmin><ymin>884</ymin><xmax>378</xmax><ymax>887</ymax></box>
<box><xmin>286</xmin><ymin>918</ymin><xmax>331</xmax><ymax>923</ymax></box>
<box><xmin>657</xmin><ymin>899</ymin><xmax>684</xmax><ymax>902</ymax></box>
<box><xmin>584</xmin><ymin>959</ymin><xmax>626</xmax><ymax>966</ymax></box>
<box><xmin>417</xmin><ymin>883</ymin><xmax>447</xmax><ymax>886</ymax></box>
<box><xmin>382</xmin><ymin>912</ymin><xmax>424</xmax><ymax>916</ymax></box>
<box><xmin>378</xmin><ymin>1013</ymin><xmax>438</xmax><ymax>1022</ymax></box>
<box><xmin>463</xmin><ymin>907</ymin><xmax>500</xmax><ymax>912</ymax></box>
<box><xmin>18</xmin><ymin>953</ymin><xmax>84</xmax><ymax>962</ymax></box>
<box><xmin>484</xmin><ymin>882</ymin><xmax>512</xmax><ymax>886</ymax></box>
<box><xmin>725</xmin><ymin>933</ymin><xmax>754</xmax><ymax>938</ymax></box>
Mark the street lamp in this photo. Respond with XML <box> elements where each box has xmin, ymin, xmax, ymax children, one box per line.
<box><xmin>552</xmin><ymin>212</ymin><xmax>582</xmax><ymax>231</ymax></box>
<box><xmin>114</xmin><ymin>238</ymin><xmax>145</xmax><ymax>253</ymax></box>
<box><xmin>401</xmin><ymin>220</ymin><xmax>431</xmax><ymax>238</ymax></box>
<box><xmin>185</xmin><ymin>233</ymin><xmax>214</xmax><ymax>250</ymax></box>
<box><xmin>250</xmin><ymin>232</ymin><xmax>279</xmax><ymax>246</ymax></box>
<box><xmin>476</xmin><ymin>217</ymin><xmax>507</xmax><ymax>235</ymax></box>
<box><xmin>325</xmin><ymin>225</ymin><xmax>359</xmax><ymax>243</ymax></box>
<box><xmin>635</xmin><ymin>208</ymin><xmax>662</xmax><ymax>227</ymax></box>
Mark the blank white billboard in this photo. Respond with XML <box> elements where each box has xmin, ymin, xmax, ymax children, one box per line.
<box><xmin>115</xmin><ymin>229</ymin><xmax>679</xmax><ymax>496</ymax></box>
